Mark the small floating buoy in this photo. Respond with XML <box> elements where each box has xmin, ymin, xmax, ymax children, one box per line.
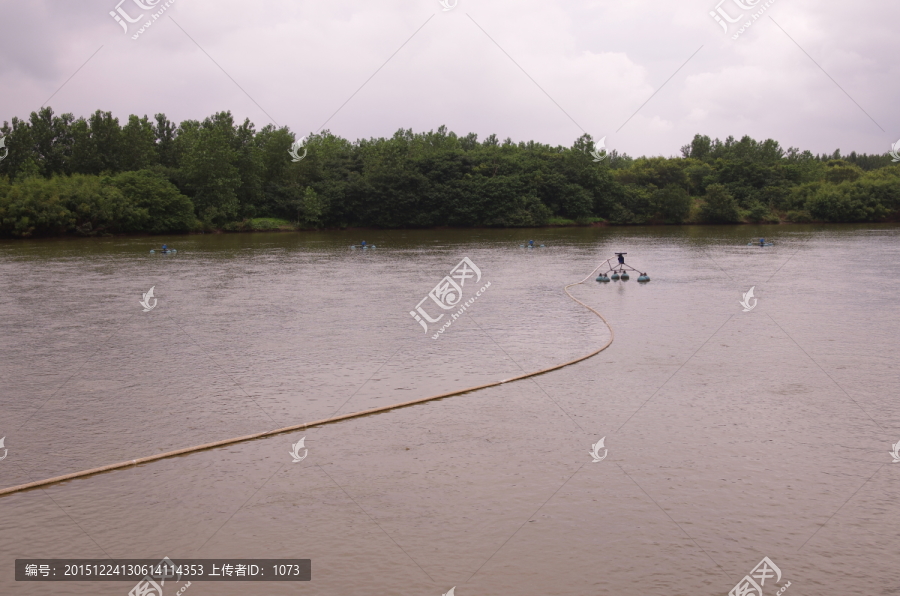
<box><xmin>596</xmin><ymin>274</ymin><xmax>610</xmax><ymax>282</ymax></box>
<box><xmin>610</xmin><ymin>272</ymin><xmax>620</xmax><ymax>281</ymax></box>
<box><xmin>620</xmin><ymin>271</ymin><xmax>630</xmax><ymax>280</ymax></box>
<box><xmin>638</xmin><ymin>273</ymin><xmax>650</xmax><ymax>282</ymax></box>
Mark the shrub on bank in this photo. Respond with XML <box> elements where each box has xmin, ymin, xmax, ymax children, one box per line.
<box><xmin>0</xmin><ymin>170</ymin><xmax>194</xmax><ymax>237</ymax></box>
<box><xmin>223</xmin><ymin>218</ymin><xmax>296</xmax><ymax>232</ymax></box>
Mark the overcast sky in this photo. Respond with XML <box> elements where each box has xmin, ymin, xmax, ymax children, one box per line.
<box><xmin>1</xmin><ymin>0</ymin><xmax>897</xmax><ymax>158</ymax></box>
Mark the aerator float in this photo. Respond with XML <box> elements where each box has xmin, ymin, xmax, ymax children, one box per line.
<box><xmin>595</xmin><ymin>252</ymin><xmax>649</xmax><ymax>283</ymax></box>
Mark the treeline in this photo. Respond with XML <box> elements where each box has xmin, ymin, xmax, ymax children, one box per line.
<box><xmin>1</xmin><ymin>107</ymin><xmax>899</xmax><ymax>237</ymax></box>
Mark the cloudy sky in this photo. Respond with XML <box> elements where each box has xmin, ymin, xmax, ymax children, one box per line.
<box><xmin>1</xmin><ymin>0</ymin><xmax>897</xmax><ymax>158</ymax></box>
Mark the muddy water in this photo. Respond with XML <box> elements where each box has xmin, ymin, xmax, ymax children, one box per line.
<box><xmin>1</xmin><ymin>225</ymin><xmax>898</xmax><ymax>596</ymax></box>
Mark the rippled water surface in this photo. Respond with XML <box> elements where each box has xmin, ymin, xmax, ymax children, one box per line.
<box><xmin>1</xmin><ymin>224</ymin><xmax>899</xmax><ymax>595</ymax></box>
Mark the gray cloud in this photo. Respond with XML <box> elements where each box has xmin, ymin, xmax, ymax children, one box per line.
<box><xmin>0</xmin><ymin>0</ymin><xmax>896</xmax><ymax>157</ymax></box>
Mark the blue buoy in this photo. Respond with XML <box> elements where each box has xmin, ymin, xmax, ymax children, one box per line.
<box><xmin>610</xmin><ymin>272</ymin><xmax>620</xmax><ymax>280</ymax></box>
<box><xmin>638</xmin><ymin>273</ymin><xmax>650</xmax><ymax>282</ymax></box>
<box><xmin>620</xmin><ymin>271</ymin><xmax>630</xmax><ymax>280</ymax></box>
<box><xmin>596</xmin><ymin>274</ymin><xmax>610</xmax><ymax>282</ymax></box>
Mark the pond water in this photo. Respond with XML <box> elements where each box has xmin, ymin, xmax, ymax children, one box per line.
<box><xmin>1</xmin><ymin>224</ymin><xmax>899</xmax><ymax>595</ymax></box>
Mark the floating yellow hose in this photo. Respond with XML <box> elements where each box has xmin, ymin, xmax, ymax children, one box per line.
<box><xmin>0</xmin><ymin>263</ymin><xmax>614</xmax><ymax>498</ymax></box>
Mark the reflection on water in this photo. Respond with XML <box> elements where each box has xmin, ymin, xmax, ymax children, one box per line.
<box><xmin>1</xmin><ymin>224</ymin><xmax>899</xmax><ymax>595</ymax></box>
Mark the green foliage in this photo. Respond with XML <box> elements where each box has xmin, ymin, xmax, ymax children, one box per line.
<box><xmin>177</xmin><ymin>112</ymin><xmax>241</xmax><ymax>225</ymax></box>
<box><xmin>3</xmin><ymin>109</ymin><xmax>900</xmax><ymax>235</ymax></box>
<box><xmin>224</xmin><ymin>217</ymin><xmax>295</xmax><ymax>232</ymax></box>
<box><xmin>0</xmin><ymin>171</ymin><xmax>193</xmax><ymax>237</ymax></box>
<box><xmin>785</xmin><ymin>210</ymin><xmax>813</xmax><ymax>223</ymax></box>
<box><xmin>699</xmin><ymin>184</ymin><xmax>742</xmax><ymax>223</ymax></box>
<box><xmin>298</xmin><ymin>187</ymin><xmax>325</xmax><ymax>228</ymax></box>
<box><xmin>653</xmin><ymin>185</ymin><xmax>693</xmax><ymax>224</ymax></box>
<box><xmin>109</xmin><ymin>170</ymin><xmax>195</xmax><ymax>233</ymax></box>
<box><xmin>613</xmin><ymin>157</ymin><xmax>688</xmax><ymax>191</ymax></box>
<box><xmin>0</xmin><ymin>176</ymin><xmax>73</xmax><ymax>236</ymax></box>
<box><xmin>744</xmin><ymin>201</ymin><xmax>779</xmax><ymax>224</ymax></box>
<box><xmin>823</xmin><ymin>159</ymin><xmax>864</xmax><ymax>184</ymax></box>
<box><xmin>805</xmin><ymin>173</ymin><xmax>899</xmax><ymax>222</ymax></box>
<box><xmin>547</xmin><ymin>216</ymin><xmax>603</xmax><ymax>226</ymax></box>
<box><xmin>120</xmin><ymin>115</ymin><xmax>158</xmax><ymax>172</ymax></box>
<box><xmin>806</xmin><ymin>187</ymin><xmax>873</xmax><ymax>222</ymax></box>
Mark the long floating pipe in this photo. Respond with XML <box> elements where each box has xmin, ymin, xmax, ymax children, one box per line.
<box><xmin>0</xmin><ymin>262</ymin><xmax>614</xmax><ymax>498</ymax></box>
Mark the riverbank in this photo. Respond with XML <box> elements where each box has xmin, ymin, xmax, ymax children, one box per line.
<box><xmin>1</xmin><ymin>214</ymin><xmax>879</xmax><ymax>241</ymax></box>
<box><xmin>185</xmin><ymin>212</ymin><xmax>863</xmax><ymax>235</ymax></box>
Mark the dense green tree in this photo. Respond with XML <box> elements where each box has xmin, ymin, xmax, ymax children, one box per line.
<box><xmin>823</xmin><ymin>159</ymin><xmax>864</xmax><ymax>184</ymax></box>
<box><xmin>681</xmin><ymin>134</ymin><xmax>712</xmax><ymax>161</ymax></box>
<box><xmin>0</xmin><ymin>172</ymin><xmax>194</xmax><ymax>237</ymax></box>
<box><xmin>28</xmin><ymin>108</ymin><xmax>74</xmax><ymax>177</ymax></box>
<box><xmin>3</xmin><ymin>107</ymin><xmax>900</xmax><ymax>236</ymax></box>
<box><xmin>178</xmin><ymin>112</ymin><xmax>241</xmax><ymax>224</ymax></box>
<box><xmin>110</xmin><ymin>170</ymin><xmax>195</xmax><ymax>233</ymax></box>
<box><xmin>614</xmin><ymin>157</ymin><xmax>688</xmax><ymax>191</ymax></box>
<box><xmin>0</xmin><ymin>175</ymin><xmax>73</xmax><ymax>236</ymax></box>
<box><xmin>153</xmin><ymin>113</ymin><xmax>179</xmax><ymax>168</ymax></box>
<box><xmin>0</xmin><ymin>117</ymin><xmax>36</xmax><ymax>179</ymax></box>
<box><xmin>699</xmin><ymin>183</ymin><xmax>742</xmax><ymax>223</ymax></box>
<box><xmin>653</xmin><ymin>185</ymin><xmax>692</xmax><ymax>223</ymax></box>
<box><xmin>120</xmin><ymin>115</ymin><xmax>158</xmax><ymax>172</ymax></box>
